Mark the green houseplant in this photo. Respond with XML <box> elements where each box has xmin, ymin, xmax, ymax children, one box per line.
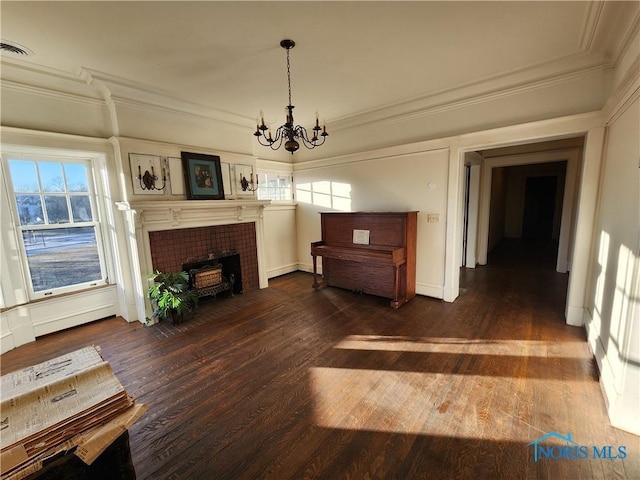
<box><xmin>147</xmin><ymin>271</ymin><xmax>198</xmax><ymax>324</ymax></box>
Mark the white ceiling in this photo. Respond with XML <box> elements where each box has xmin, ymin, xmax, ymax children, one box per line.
<box><xmin>1</xmin><ymin>1</ymin><xmax>638</xmax><ymax>133</ymax></box>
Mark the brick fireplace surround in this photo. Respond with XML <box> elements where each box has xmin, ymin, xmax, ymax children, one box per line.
<box><xmin>149</xmin><ymin>223</ymin><xmax>259</xmax><ymax>292</ymax></box>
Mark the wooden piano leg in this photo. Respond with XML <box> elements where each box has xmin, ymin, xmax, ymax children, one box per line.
<box><xmin>312</xmin><ymin>255</ymin><xmax>319</xmax><ymax>289</ymax></box>
<box><xmin>390</xmin><ymin>266</ymin><xmax>401</xmax><ymax>309</ymax></box>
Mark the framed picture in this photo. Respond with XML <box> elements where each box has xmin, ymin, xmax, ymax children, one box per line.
<box><xmin>181</xmin><ymin>151</ymin><xmax>225</xmax><ymax>200</ymax></box>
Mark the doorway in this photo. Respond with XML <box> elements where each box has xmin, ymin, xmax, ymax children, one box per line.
<box><xmin>522</xmin><ymin>175</ymin><xmax>558</xmax><ymax>240</ymax></box>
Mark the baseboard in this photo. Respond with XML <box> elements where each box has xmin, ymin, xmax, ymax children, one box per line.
<box><xmin>267</xmin><ymin>264</ymin><xmax>300</xmax><ymax>278</ymax></box>
<box><xmin>0</xmin><ymin>328</ymin><xmax>16</xmax><ymax>354</ymax></box>
<box><xmin>565</xmin><ymin>304</ymin><xmax>585</xmax><ymax>326</ymax></box>
<box><xmin>297</xmin><ymin>263</ymin><xmax>315</xmax><ymax>274</ymax></box>
<box><xmin>416</xmin><ymin>282</ymin><xmax>444</xmax><ymax>299</ymax></box>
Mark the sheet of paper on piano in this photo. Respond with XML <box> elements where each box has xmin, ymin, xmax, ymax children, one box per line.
<box><xmin>352</xmin><ymin>229</ymin><xmax>370</xmax><ymax>245</ymax></box>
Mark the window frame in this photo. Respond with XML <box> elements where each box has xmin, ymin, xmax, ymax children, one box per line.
<box><xmin>256</xmin><ymin>171</ymin><xmax>294</xmax><ymax>202</ymax></box>
<box><xmin>3</xmin><ymin>152</ymin><xmax>109</xmax><ymax>300</ymax></box>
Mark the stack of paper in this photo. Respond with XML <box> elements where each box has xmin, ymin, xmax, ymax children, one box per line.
<box><xmin>1</xmin><ymin>346</ymin><xmax>146</xmax><ymax>479</ymax></box>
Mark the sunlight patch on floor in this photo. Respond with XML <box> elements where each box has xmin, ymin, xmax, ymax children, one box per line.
<box><xmin>333</xmin><ymin>335</ymin><xmax>587</xmax><ymax>358</ymax></box>
<box><xmin>309</xmin><ymin>366</ymin><xmax>575</xmax><ymax>440</ymax></box>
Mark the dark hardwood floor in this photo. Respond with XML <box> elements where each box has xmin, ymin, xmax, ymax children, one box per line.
<box><xmin>2</xmin><ymin>242</ymin><xmax>639</xmax><ymax>479</ymax></box>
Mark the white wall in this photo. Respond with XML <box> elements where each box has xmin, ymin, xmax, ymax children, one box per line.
<box><xmin>585</xmin><ymin>89</ymin><xmax>640</xmax><ymax>435</ymax></box>
<box><xmin>263</xmin><ymin>205</ymin><xmax>298</xmax><ymax>279</ymax></box>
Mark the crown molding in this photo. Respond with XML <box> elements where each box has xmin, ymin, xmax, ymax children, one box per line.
<box><xmin>256</xmin><ymin>158</ymin><xmax>294</xmax><ymax>171</ymax></box>
<box><xmin>330</xmin><ymin>52</ymin><xmax>610</xmax><ymax>133</ymax></box>
<box><xmin>0</xmin><ymin>127</ymin><xmax>111</xmax><ymax>156</ymax></box>
<box><xmin>603</xmin><ymin>56</ymin><xmax>640</xmax><ymax>125</ymax></box>
<box><xmin>579</xmin><ymin>1</ymin><xmax>606</xmax><ymax>51</ymax></box>
<box><xmin>599</xmin><ymin>3</ymin><xmax>640</xmax><ymax>67</ymax></box>
<box><xmin>1</xmin><ymin>58</ymin><xmax>105</xmax><ymax>106</ymax></box>
<box><xmin>0</xmin><ymin>79</ymin><xmax>106</xmax><ymax>107</ymax></box>
<box><xmin>81</xmin><ymin>68</ymin><xmax>254</xmax><ymax>133</ymax></box>
<box><xmin>1</xmin><ymin>57</ymin><xmax>85</xmax><ymax>84</ymax></box>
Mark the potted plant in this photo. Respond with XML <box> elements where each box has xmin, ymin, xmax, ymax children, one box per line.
<box><xmin>147</xmin><ymin>271</ymin><xmax>198</xmax><ymax>325</ymax></box>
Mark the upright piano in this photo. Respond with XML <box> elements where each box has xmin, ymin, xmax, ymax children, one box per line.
<box><xmin>311</xmin><ymin>211</ymin><xmax>418</xmax><ymax>308</ymax></box>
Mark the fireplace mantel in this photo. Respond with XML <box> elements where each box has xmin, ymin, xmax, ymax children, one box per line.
<box><xmin>116</xmin><ymin>199</ymin><xmax>271</xmax><ymax>324</ymax></box>
<box><xmin>117</xmin><ymin>199</ymin><xmax>271</xmax><ymax>231</ymax></box>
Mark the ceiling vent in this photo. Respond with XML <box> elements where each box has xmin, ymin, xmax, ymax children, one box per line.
<box><xmin>0</xmin><ymin>40</ymin><xmax>33</xmax><ymax>56</ymax></box>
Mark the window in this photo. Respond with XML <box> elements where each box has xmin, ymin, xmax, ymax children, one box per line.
<box><xmin>257</xmin><ymin>172</ymin><xmax>293</xmax><ymax>201</ymax></box>
<box><xmin>6</xmin><ymin>157</ymin><xmax>107</xmax><ymax>298</ymax></box>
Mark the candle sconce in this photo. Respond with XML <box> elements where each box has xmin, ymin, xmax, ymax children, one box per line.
<box><xmin>129</xmin><ymin>153</ymin><xmax>167</xmax><ymax>195</ymax></box>
<box><xmin>236</xmin><ymin>164</ymin><xmax>258</xmax><ymax>196</ymax></box>
<box><xmin>138</xmin><ymin>164</ymin><xmax>166</xmax><ymax>191</ymax></box>
<box><xmin>240</xmin><ymin>173</ymin><xmax>258</xmax><ymax>192</ymax></box>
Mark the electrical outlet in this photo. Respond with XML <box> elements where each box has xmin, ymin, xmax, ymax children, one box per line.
<box><xmin>427</xmin><ymin>214</ymin><xmax>440</xmax><ymax>223</ymax></box>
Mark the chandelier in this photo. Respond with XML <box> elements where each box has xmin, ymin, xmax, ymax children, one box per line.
<box><xmin>254</xmin><ymin>39</ymin><xmax>328</xmax><ymax>154</ymax></box>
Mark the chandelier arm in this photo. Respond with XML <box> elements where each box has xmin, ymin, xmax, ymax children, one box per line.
<box><xmin>255</xmin><ymin>134</ymin><xmax>273</xmax><ymax>147</ymax></box>
<box><xmin>267</xmin><ymin>126</ymin><xmax>286</xmax><ymax>151</ymax></box>
<box><xmin>294</xmin><ymin>125</ymin><xmax>311</xmax><ymax>144</ymax></box>
<box><xmin>308</xmin><ymin>134</ymin><xmax>328</xmax><ymax>148</ymax></box>
<box><xmin>292</xmin><ymin>125</ymin><xmax>327</xmax><ymax>149</ymax></box>
<box><xmin>255</xmin><ymin>123</ymin><xmax>285</xmax><ymax>148</ymax></box>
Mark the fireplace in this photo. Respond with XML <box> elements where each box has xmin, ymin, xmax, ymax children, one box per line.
<box><xmin>117</xmin><ymin>199</ymin><xmax>270</xmax><ymax>324</ymax></box>
<box><xmin>183</xmin><ymin>253</ymin><xmax>241</xmax><ymax>295</ymax></box>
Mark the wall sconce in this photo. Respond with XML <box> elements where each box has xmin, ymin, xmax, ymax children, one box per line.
<box><xmin>129</xmin><ymin>154</ymin><xmax>167</xmax><ymax>195</ymax></box>
<box><xmin>240</xmin><ymin>173</ymin><xmax>258</xmax><ymax>192</ymax></box>
<box><xmin>138</xmin><ymin>164</ymin><xmax>166</xmax><ymax>191</ymax></box>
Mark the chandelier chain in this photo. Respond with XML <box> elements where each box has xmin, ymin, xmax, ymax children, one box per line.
<box><xmin>287</xmin><ymin>48</ymin><xmax>292</xmax><ymax>107</ymax></box>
